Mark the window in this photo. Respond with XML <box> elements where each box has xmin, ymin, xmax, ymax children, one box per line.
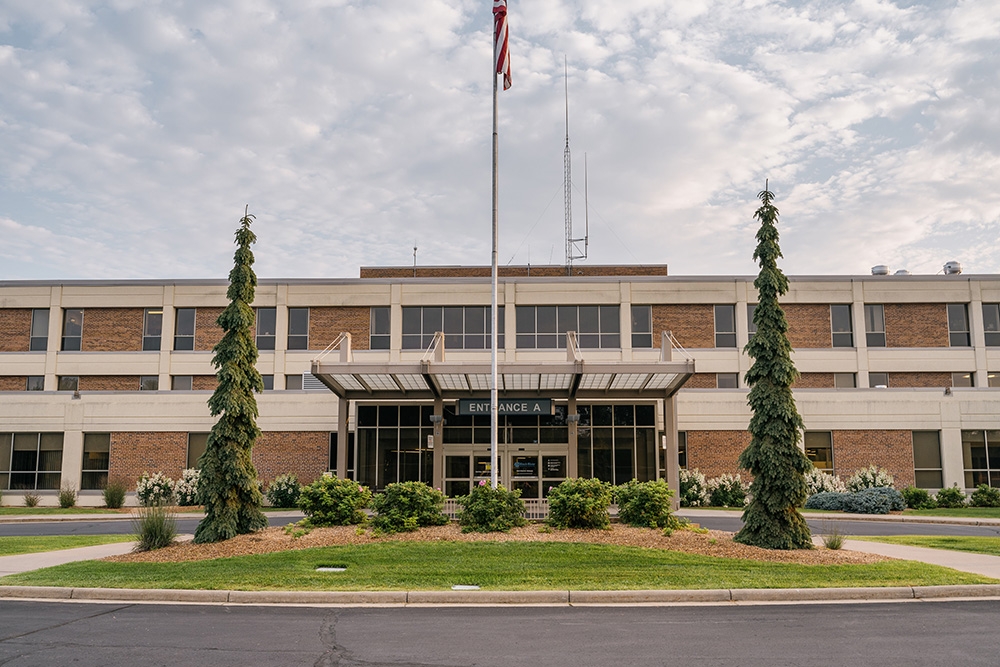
<box><xmin>256</xmin><ymin>307</ymin><xmax>276</xmax><ymax>350</ymax></box>
<box><xmin>660</xmin><ymin>430</ymin><xmax>687</xmax><ymax>480</ymax></box>
<box><xmin>516</xmin><ymin>305</ymin><xmax>619</xmax><ymax>349</ymax></box>
<box><xmin>26</xmin><ymin>376</ymin><xmax>44</xmax><ymax>391</ymax></box>
<box><xmin>747</xmin><ymin>304</ymin><xmax>757</xmax><ymax>335</ymax></box>
<box><xmin>329</xmin><ymin>432</ymin><xmax>356</xmax><ymax>478</ymax></box>
<box><xmin>356</xmin><ymin>405</ymin><xmax>434</xmax><ymax>490</ymax></box>
<box><xmin>830</xmin><ymin>305</ymin><xmax>853</xmax><ymax>347</ymax></box>
<box><xmin>869</xmin><ymin>372</ymin><xmax>889</xmax><ymax>388</ymax></box>
<box><xmin>81</xmin><ymin>433</ymin><xmax>110</xmax><ymax>490</ymax></box>
<box><xmin>139</xmin><ymin>376</ymin><xmax>159</xmax><ymax>391</ymax></box>
<box><xmin>804</xmin><ymin>431</ymin><xmax>833</xmax><ymax>472</ymax></box>
<box><xmin>57</xmin><ymin>376</ymin><xmax>79</xmax><ymax>391</ymax></box>
<box><xmin>0</xmin><ymin>432</ymin><xmax>63</xmax><ymax>490</ymax></box>
<box><xmin>173</xmin><ymin>308</ymin><xmax>195</xmax><ymax>350</ymax></box>
<box><xmin>864</xmin><ymin>304</ymin><xmax>885</xmax><ymax>347</ymax></box>
<box><xmin>261</xmin><ymin>374</ymin><xmax>274</xmax><ymax>391</ymax></box>
<box><xmin>983</xmin><ymin>304</ymin><xmax>1000</xmax><ymax>347</ymax></box>
<box><xmin>370</xmin><ymin>307</ymin><xmax>390</xmax><ymax>350</ymax></box>
<box><xmin>829</xmin><ymin>373</ymin><xmax>854</xmax><ymax>388</ymax></box>
<box><xmin>912</xmin><ymin>431</ymin><xmax>942</xmax><ymax>488</ymax></box>
<box><xmin>29</xmin><ymin>309</ymin><xmax>49</xmax><ymax>351</ymax></box>
<box><xmin>952</xmin><ymin>372</ymin><xmax>974</xmax><ymax>388</ymax></box>
<box><xmin>577</xmin><ymin>404</ymin><xmax>657</xmax><ymax>485</ymax></box>
<box><xmin>948</xmin><ymin>304</ymin><xmax>971</xmax><ymax>347</ymax></box>
<box><xmin>716</xmin><ymin>373</ymin><xmax>738</xmax><ymax>388</ymax></box>
<box><xmin>286</xmin><ymin>374</ymin><xmax>303</xmax><ymax>390</ymax></box>
<box><xmin>171</xmin><ymin>375</ymin><xmax>193</xmax><ymax>391</ymax></box>
<box><xmin>714</xmin><ymin>305</ymin><xmax>737</xmax><ymax>348</ymax></box>
<box><xmin>61</xmin><ymin>309</ymin><xmax>83</xmax><ymax>351</ymax></box>
<box><xmin>989</xmin><ymin>372</ymin><xmax>999</xmax><ymax>388</ymax></box>
<box><xmin>187</xmin><ymin>433</ymin><xmax>209</xmax><ymax>469</ymax></box>
<box><xmin>962</xmin><ymin>430</ymin><xmax>1000</xmax><ymax>488</ymax></box>
<box><xmin>287</xmin><ymin>307</ymin><xmax>309</xmax><ymax>350</ymax></box>
<box><xmin>142</xmin><ymin>308</ymin><xmax>162</xmax><ymax>351</ymax></box>
<box><xmin>402</xmin><ymin>306</ymin><xmax>504</xmax><ymax>350</ymax></box>
<box><xmin>631</xmin><ymin>305</ymin><xmax>652</xmax><ymax>348</ymax></box>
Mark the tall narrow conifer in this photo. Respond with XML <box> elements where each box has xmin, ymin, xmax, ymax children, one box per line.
<box><xmin>194</xmin><ymin>207</ymin><xmax>268</xmax><ymax>543</ymax></box>
<box><xmin>734</xmin><ymin>185</ymin><xmax>813</xmax><ymax>550</ymax></box>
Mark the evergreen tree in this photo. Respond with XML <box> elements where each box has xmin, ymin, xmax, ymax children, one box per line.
<box><xmin>734</xmin><ymin>185</ymin><xmax>813</xmax><ymax>550</ymax></box>
<box><xmin>194</xmin><ymin>207</ymin><xmax>268</xmax><ymax>543</ymax></box>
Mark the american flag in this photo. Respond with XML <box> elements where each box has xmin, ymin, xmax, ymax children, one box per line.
<box><xmin>493</xmin><ymin>0</ymin><xmax>511</xmax><ymax>90</ymax></box>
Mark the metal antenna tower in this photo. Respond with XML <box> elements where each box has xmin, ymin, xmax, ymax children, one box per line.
<box><xmin>563</xmin><ymin>57</ymin><xmax>588</xmax><ymax>271</ymax></box>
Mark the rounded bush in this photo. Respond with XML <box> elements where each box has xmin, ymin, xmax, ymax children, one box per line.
<box><xmin>102</xmin><ymin>480</ymin><xmax>128</xmax><ymax>509</ymax></box>
<box><xmin>371</xmin><ymin>481</ymin><xmax>449</xmax><ymax>533</ymax></box>
<box><xmin>901</xmin><ymin>485</ymin><xmax>936</xmax><ymax>510</ymax></box>
<box><xmin>615</xmin><ymin>479</ymin><xmax>679</xmax><ymax>529</ymax></box>
<box><xmin>457</xmin><ymin>482</ymin><xmax>527</xmax><ymax>533</ymax></box>
<box><xmin>804</xmin><ymin>491</ymin><xmax>849</xmax><ymax>511</ymax></box>
<box><xmin>297</xmin><ymin>475</ymin><xmax>372</xmax><ymax>526</ymax></box>
<box><xmin>706</xmin><ymin>474</ymin><xmax>749</xmax><ymax>508</ymax></box>
<box><xmin>842</xmin><ymin>487</ymin><xmax>904</xmax><ymax>514</ymax></box>
<box><xmin>847</xmin><ymin>465</ymin><xmax>895</xmax><ymax>492</ymax></box>
<box><xmin>266</xmin><ymin>473</ymin><xmax>302</xmax><ymax>508</ymax></box>
<box><xmin>547</xmin><ymin>478</ymin><xmax>613</xmax><ymax>529</ymax></box>
<box><xmin>935</xmin><ymin>485</ymin><xmax>967</xmax><ymax>508</ymax></box>
<box><xmin>678</xmin><ymin>469</ymin><xmax>708</xmax><ymax>507</ymax></box>
<box><xmin>970</xmin><ymin>484</ymin><xmax>1000</xmax><ymax>508</ymax></box>
<box><xmin>175</xmin><ymin>469</ymin><xmax>202</xmax><ymax>506</ymax></box>
<box><xmin>135</xmin><ymin>472</ymin><xmax>176</xmax><ymax>507</ymax></box>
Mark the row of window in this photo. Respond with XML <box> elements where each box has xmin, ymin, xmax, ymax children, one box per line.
<box><xmin>693</xmin><ymin>371</ymin><xmax>995</xmax><ymax>389</ymax></box>
<box><xmin>18</xmin><ymin>302</ymin><xmax>1000</xmax><ymax>353</ymax></box>
<box><xmin>22</xmin><ymin>374</ymin><xmax>319</xmax><ymax>392</ymax></box>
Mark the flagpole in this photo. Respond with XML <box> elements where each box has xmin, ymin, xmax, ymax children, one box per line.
<box><xmin>490</xmin><ymin>18</ymin><xmax>500</xmax><ymax>491</ymax></box>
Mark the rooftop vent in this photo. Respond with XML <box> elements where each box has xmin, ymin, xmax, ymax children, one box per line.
<box><xmin>871</xmin><ymin>265</ymin><xmax>890</xmax><ymax>276</ymax></box>
<box><xmin>894</xmin><ymin>269</ymin><xmax>911</xmax><ymax>275</ymax></box>
<box><xmin>943</xmin><ymin>261</ymin><xmax>963</xmax><ymax>275</ymax></box>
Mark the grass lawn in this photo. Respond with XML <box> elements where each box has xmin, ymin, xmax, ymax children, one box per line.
<box><xmin>0</xmin><ymin>535</ymin><xmax>133</xmax><ymax>557</ymax></box>
<box><xmin>0</xmin><ymin>541</ymin><xmax>990</xmax><ymax>591</ymax></box>
<box><xmin>903</xmin><ymin>508</ymin><xmax>1000</xmax><ymax>519</ymax></box>
<box><xmin>0</xmin><ymin>507</ymin><xmax>207</xmax><ymax>516</ymax></box>
<box><xmin>856</xmin><ymin>536</ymin><xmax>1000</xmax><ymax>557</ymax></box>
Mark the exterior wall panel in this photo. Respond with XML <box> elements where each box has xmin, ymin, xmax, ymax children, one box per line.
<box><xmin>884</xmin><ymin>303</ymin><xmax>948</xmax><ymax>348</ymax></box>
<box><xmin>253</xmin><ymin>431</ymin><xmax>329</xmax><ymax>486</ymax></box>
<box><xmin>108</xmin><ymin>431</ymin><xmax>189</xmax><ymax>484</ymax></box>
<box><xmin>194</xmin><ymin>307</ymin><xmax>225</xmax><ymax>351</ymax></box>
<box><xmin>783</xmin><ymin>304</ymin><xmax>831</xmax><ymax>349</ymax></box>
<box><xmin>833</xmin><ymin>429</ymin><xmax>915</xmax><ymax>486</ymax></box>
<box><xmin>81</xmin><ymin>308</ymin><xmax>144</xmax><ymax>352</ymax></box>
<box><xmin>651</xmin><ymin>304</ymin><xmax>714</xmax><ymax>349</ymax></box>
<box><xmin>685</xmin><ymin>429</ymin><xmax>752</xmax><ymax>478</ymax></box>
<box><xmin>0</xmin><ymin>309</ymin><xmax>32</xmax><ymax>351</ymax></box>
<box><xmin>309</xmin><ymin>306</ymin><xmax>371</xmax><ymax>351</ymax></box>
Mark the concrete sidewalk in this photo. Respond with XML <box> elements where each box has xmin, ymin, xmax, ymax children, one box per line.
<box><xmin>838</xmin><ymin>538</ymin><xmax>1000</xmax><ymax>579</ymax></box>
<box><xmin>0</xmin><ymin>541</ymin><xmax>137</xmax><ymax>577</ymax></box>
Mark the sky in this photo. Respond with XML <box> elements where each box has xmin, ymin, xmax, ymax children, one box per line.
<box><xmin>1</xmin><ymin>0</ymin><xmax>998</xmax><ymax>281</ymax></box>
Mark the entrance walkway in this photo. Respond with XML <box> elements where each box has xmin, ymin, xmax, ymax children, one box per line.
<box><xmin>0</xmin><ymin>541</ymin><xmax>136</xmax><ymax>577</ymax></box>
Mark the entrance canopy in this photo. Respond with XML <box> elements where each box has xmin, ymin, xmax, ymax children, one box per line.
<box><xmin>311</xmin><ymin>331</ymin><xmax>694</xmax><ymax>401</ymax></box>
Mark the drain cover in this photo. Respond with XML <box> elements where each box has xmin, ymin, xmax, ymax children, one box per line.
<box><xmin>451</xmin><ymin>585</ymin><xmax>480</xmax><ymax>590</ymax></box>
<box><xmin>316</xmin><ymin>567</ymin><xmax>347</xmax><ymax>572</ymax></box>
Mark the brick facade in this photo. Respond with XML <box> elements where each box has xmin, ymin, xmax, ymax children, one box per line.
<box><xmin>79</xmin><ymin>376</ymin><xmax>141</xmax><ymax>391</ymax></box>
<box><xmin>108</xmin><ymin>431</ymin><xmax>189</xmax><ymax>484</ymax></box>
<box><xmin>192</xmin><ymin>375</ymin><xmax>218</xmax><ymax>391</ymax></box>
<box><xmin>0</xmin><ymin>376</ymin><xmax>27</xmax><ymax>391</ymax></box>
<box><xmin>684</xmin><ymin>429</ymin><xmax>752</xmax><ymax>478</ymax></box>
<box><xmin>831</xmin><ymin>429</ymin><xmax>915</xmax><ymax>486</ymax></box>
<box><xmin>887</xmin><ymin>372</ymin><xmax>954</xmax><ymax>388</ymax></box>
<box><xmin>360</xmin><ymin>265</ymin><xmax>670</xmax><ymax>279</ymax></box>
<box><xmin>793</xmin><ymin>373</ymin><xmax>835</xmax><ymax>388</ymax></box>
<box><xmin>194</xmin><ymin>307</ymin><xmax>225</xmax><ymax>351</ymax></box>
<box><xmin>253</xmin><ymin>431</ymin><xmax>330</xmax><ymax>485</ymax></box>
<box><xmin>0</xmin><ymin>309</ymin><xmax>32</xmax><ymax>352</ymax></box>
<box><xmin>651</xmin><ymin>305</ymin><xmax>714</xmax><ymax>349</ymax></box>
<box><xmin>681</xmin><ymin>373</ymin><xmax>719</xmax><ymax>389</ymax></box>
<box><xmin>884</xmin><ymin>303</ymin><xmax>948</xmax><ymax>348</ymax></box>
<box><xmin>784</xmin><ymin>304</ymin><xmax>831</xmax><ymax>349</ymax></box>
<box><xmin>309</xmin><ymin>306</ymin><xmax>371</xmax><ymax>351</ymax></box>
<box><xmin>80</xmin><ymin>308</ymin><xmax>144</xmax><ymax>351</ymax></box>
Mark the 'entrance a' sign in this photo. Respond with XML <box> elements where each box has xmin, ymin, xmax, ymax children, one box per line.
<box><xmin>458</xmin><ymin>399</ymin><xmax>552</xmax><ymax>416</ymax></box>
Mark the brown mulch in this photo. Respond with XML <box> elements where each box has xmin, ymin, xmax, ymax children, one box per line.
<box><xmin>106</xmin><ymin>523</ymin><xmax>887</xmax><ymax>565</ymax></box>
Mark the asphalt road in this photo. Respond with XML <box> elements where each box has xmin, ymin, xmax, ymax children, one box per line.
<box><xmin>3</xmin><ymin>599</ymin><xmax>1000</xmax><ymax>666</ymax></box>
<box><xmin>3</xmin><ymin>512</ymin><xmax>1000</xmax><ymax>537</ymax></box>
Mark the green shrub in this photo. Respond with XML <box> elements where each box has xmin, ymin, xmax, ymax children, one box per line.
<box><xmin>970</xmin><ymin>484</ymin><xmax>1000</xmax><ymax>508</ymax></box>
<box><xmin>706</xmin><ymin>474</ymin><xmax>749</xmax><ymax>507</ymax></box>
<box><xmin>678</xmin><ymin>469</ymin><xmax>708</xmax><ymax>507</ymax></box>
<box><xmin>135</xmin><ymin>472</ymin><xmax>176</xmax><ymax>506</ymax></box>
<box><xmin>58</xmin><ymin>485</ymin><xmax>77</xmax><ymax>509</ymax></box>
<box><xmin>23</xmin><ymin>493</ymin><xmax>40</xmax><ymax>508</ymax></box>
<box><xmin>901</xmin><ymin>485</ymin><xmax>936</xmax><ymax>510</ymax></box>
<box><xmin>615</xmin><ymin>479</ymin><xmax>679</xmax><ymax>529</ymax></box>
<box><xmin>297</xmin><ymin>475</ymin><xmax>372</xmax><ymax>526</ymax></box>
<box><xmin>847</xmin><ymin>465</ymin><xmax>895</xmax><ymax>492</ymax></box>
<box><xmin>174</xmin><ymin>468</ymin><xmax>201</xmax><ymax>506</ymax></box>
<box><xmin>804</xmin><ymin>468</ymin><xmax>846</xmax><ymax>495</ymax></box>
<box><xmin>371</xmin><ymin>481</ymin><xmax>449</xmax><ymax>533</ymax></box>
<box><xmin>843</xmin><ymin>487</ymin><xmax>904</xmax><ymax>514</ymax></box>
<box><xmin>822</xmin><ymin>526</ymin><xmax>845</xmax><ymax>550</ymax></box>
<box><xmin>804</xmin><ymin>491</ymin><xmax>849</xmax><ymax>511</ymax></box>
<box><xmin>102</xmin><ymin>479</ymin><xmax>128</xmax><ymax>509</ymax></box>
<box><xmin>266</xmin><ymin>473</ymin><xmax>302</xmax><ymax>508</ymax></box>
<box><xmin>132</xmin><ymin>504</ymin><xmax>177</xmax><ymax>551</ymax></box>
<box><xmin>935</xmin><ymin>485</ymin><xmax>967</xmax><ymax>508</ymax></box>
<box><xmin>546</xmin><ymin>478</ymin><xmax>613</xmax><ymax>529</ymax></box>
<box><xmin>457</xmin><ymin>481</ymin><xmax>527</xmax><ymax>533</ymax></box>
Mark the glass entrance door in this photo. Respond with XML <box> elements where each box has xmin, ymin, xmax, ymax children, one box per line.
<box><xmin>444</xmin><ymin>447</ymin><xmax>567</xmax><ymax>499</ymax></box>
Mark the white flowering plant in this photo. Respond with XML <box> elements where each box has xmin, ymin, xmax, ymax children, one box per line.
<box><xmin>847</xmin><ymin>465</ymin><xmax>895</xmax><ymax>492</ymax></box>
<box><xmin>135</xmin><ymin>471</ymin><xmax>176</xmax><ymax>506</ymax></box>
<box><xmin>706</xmin><ymin>473</ymin><xmax>750</xmax><ymax>507</ymax></box>
<box><xmin>175</xmin><ymin>468</ymin><xmax>202</xmax><ymax>506</ymax></box>
<box><xmin>678</xmin><ymin>469</ymin><xmax>709</xmax><ymax>507</ymax></box>
<box><xmin>804</xmin><ymin>467</ymin><xmax>846</xmax><ymax>495</ymax></box>
<box><xmin>266</xmin><ymin>473</ymin><xmax>302</xmax><ymax>508</ymax></box>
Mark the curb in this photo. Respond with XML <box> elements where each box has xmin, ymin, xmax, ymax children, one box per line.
<box><xmin>4</xmin><ymin>584</ymin><xmax>1000</xmax><ymax>606</ymax></box>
